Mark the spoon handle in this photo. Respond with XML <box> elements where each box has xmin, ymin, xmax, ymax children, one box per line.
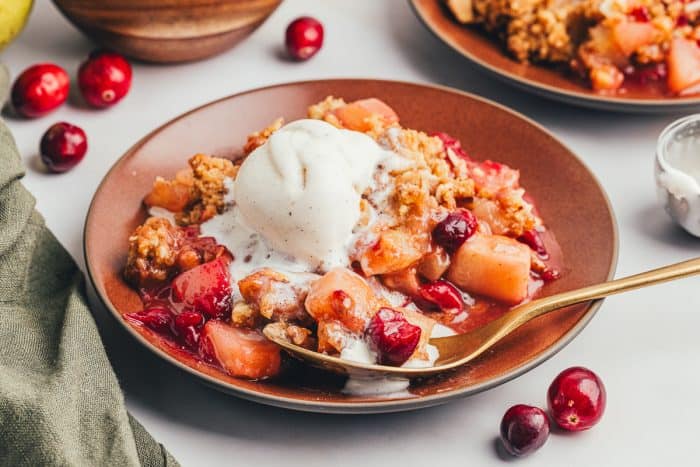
<box><xmin>499</xmin><ymin>257</ymin><xmax>700</xmax><ymax>336</ymax></box>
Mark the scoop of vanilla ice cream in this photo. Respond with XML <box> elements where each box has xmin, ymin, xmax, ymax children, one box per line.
<box><xmin>234</xmin><ymin>119</ymin><xmax>390</xmax><ymax>270</ymax></box>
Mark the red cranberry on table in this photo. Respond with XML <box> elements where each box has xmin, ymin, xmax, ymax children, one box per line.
<box><xmin>418</xmin><ymin>279</ymin><xmax>464</xmax><ymax>312</ymax></box>
<box><xmin>548</xmin><ymin>366</ymin><xmax>606</xmax><ymax>431</ymax></box>
<box><xmin>285</xmin><ymin>16</ymin><xmax>324</xmax><ymax>60</ymax></box>
<box><xmin>366</xmin><ymin>308</ymin><xmax>421</xmax><ymax>366</ymax></box>
<box><xmin>432</xmin><ymin>209</ymin><xmax>478</xmax><ymax>252</ymax></box>
<box><xmin>78</xmin><ymin>50</ymin><xmax>132</xmax><ymax>108</ymax></box>
<box><xmin>500</xmin><ymin>404</ymin><xmax>550</xmax><ymax>457</ymax></box>
<box><xmin>11</xmin><ymin>63</ymin><xmax>69</xmax><ymax>118</ymax></box>
<box><xmin>40</xmin><ymin>122</ymin><xmax>88</xmax><ymax>173</ymax></box>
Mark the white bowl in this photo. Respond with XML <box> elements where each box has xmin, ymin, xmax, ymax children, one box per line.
<box><xmin>655</xmin><ymin>114</ymin><xmax>700</xmax><ymax>237</ymax></box>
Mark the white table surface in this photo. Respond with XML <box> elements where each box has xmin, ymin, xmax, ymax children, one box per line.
<box><xmin>4</xmin><ymin>1</ymin><xmax>700</xmax><ymax>466</ymax></box>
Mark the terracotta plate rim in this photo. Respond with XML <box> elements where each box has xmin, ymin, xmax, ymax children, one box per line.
<box><xmin>409</xmin><ymin>0</ymin><xmax>700</xmax><ymax>111</ymax></box>
<box><xmin>83</xmin><ymin>78</ymin><xmax>619</xmax><ymax>414</ymax></box>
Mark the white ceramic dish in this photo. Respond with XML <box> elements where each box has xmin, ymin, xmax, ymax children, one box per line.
<box><xmin>656</xmin><ymin>114</ymin><xmax>700</xmax><ymax>237</ymax></box>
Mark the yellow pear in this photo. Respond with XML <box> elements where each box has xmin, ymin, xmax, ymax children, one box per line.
<box><xmin>0</xmin><ymin>0</ymin><xmax>33</xmax><ymax>51</ymax></box>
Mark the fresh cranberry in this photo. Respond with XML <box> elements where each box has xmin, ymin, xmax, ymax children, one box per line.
<box><xmin>366</xmin><ymin>308</ymin><xmax>421</xmax><ymax>366</ymax></box>
<box><xmin>630</xmin><ymin>6</ymin><xmax>650</xmax><ymax>22</ymax></box>
<box><xmin>677</xmin><ymin>15</ymin><xmax>689</xmax><ymax>27</ymax></box>
<box><xmin>518</xmin><ymin>229</ymin><xmax>548</xmax><ymax>257</ymax></box>
<box><xmin>419</xmin><ymin>280</ymin><xmax>464</xmax><ymax>312</ymax></box>
<box><xmin>78</xmin><ymin>50</ymin><xmax>132</xmax><ymax>108</ymax></box>
<box><xmin>173</xmin><ymin>310</ymin><xmax>205</xmax><ymax>349</ymax></box>
<box><xmin>548</xmin><ymin>366</ymin><xmax>606</xmax><ymax>431</ymax></box>
<box><xmin>11</xmin><ymin>63</ymin><xmax>69</xmax><ymax>118</ymax></box>
<box><xmin>125</xmin><ymin>306</ymin><xmax>173</xmax><ymax>334</ymax></box>
<box><xmin>171</xmin><ymin>257</ymin><xmax>232</xmax><ymax>319</ymax></box>
<box><xmin>39</xmin><ymin>122</ymin><xmax>88</xmax><ymax>173</ymax></box>
<box><xmin>285</xmin><ymin>16</ymin><xmax>324</xmax><ymax>60</ymax></box>
<box><xmin>431</xmin><ymin>131</ymin><xmax>469</xmax><ymax>159</ymax></box>
<box><xmin>432</xmin><ymin>209</ymin><xmax>478</xmax><ymax>252</ymax></box>
<box><xmin>500</xmin><ymin>404</ymin><xmax>550</xmax><ymax>457</ymax></box>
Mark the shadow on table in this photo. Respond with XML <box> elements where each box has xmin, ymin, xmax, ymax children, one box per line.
<box><xmin>633</xmin><ymin>203</ymin><xmax>699</xmax><ymax>249</ymax></box>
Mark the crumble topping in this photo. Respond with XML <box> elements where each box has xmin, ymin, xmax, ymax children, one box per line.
<box><xmin>144</xmin><ymin>153</ymin><xmax>238</xmax><ymax>226</ymax></box>
<box><xmin>243</xmin><ymin>118</ymin><xmax>284</xmax><ymax>155</ymax></box>
<box><xmin>125</xmin><ymin>96</ymin><xmax>555</xmax><ymax>376</ymax></box>
<box><xmin>125</xmin><ymin>217</ymin><xmax>230</xmax><ymax>287</ymax></box>
<box><xmin>125</xmin><ymin>217</ymin><xmax>181</xmax><ymax>286</ymax></box>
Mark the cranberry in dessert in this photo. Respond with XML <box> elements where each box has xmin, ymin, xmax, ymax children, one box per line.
<box><xmin>122</xmin><ymin>96</ymin><xmax>562</xmax><ymax>382</ymax></box>
<box><xmin>548</xmin><ymin>366</ymin><xmax>606</xmax><ymax>431</ymax></box>
<box><xmin>432</xmin><ymin>209</ymin><xmax>478</xmax><ymax>252</ymax></box>
<box><xmin>500</xmin><ymin>404</ymin><xmax>550</xmax><ymax>457</ymax></box>
<box><xmin>11</xmin><ymin>63</ymin><xmax>69</xmax><ymax>118</ymax></box>
<box><xmin>366</xmin><ymin>308</ymin><xmax>422</xmax><ymax>366</ymax></box>
<box><xmin>418</xmin><ymin>280</ymin><xmax>464</xmax><ymax>312</ymax></box>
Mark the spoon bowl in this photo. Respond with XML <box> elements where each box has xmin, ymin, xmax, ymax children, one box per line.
<box><xmin>266</xmin><ymin>257</ymin><xmax>700</xmax><ymax>378</ymax></box>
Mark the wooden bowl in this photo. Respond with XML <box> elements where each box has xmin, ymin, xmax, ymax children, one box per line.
<box><xmin>52</xmin><ymin>0</ymin><xmax>282</xmax><ymax>63</ymax></box>
<box><xmin>84</xmin><ymin>79</ymin><xmax>618</xmax><ymax>413</ymax></box>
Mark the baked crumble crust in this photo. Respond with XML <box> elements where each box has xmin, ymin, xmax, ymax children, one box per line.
<box><xmin>144</xmin><ymin>153</ymin><xmax>238</xmax><ymax>226</ymax></box>
<box><xmin>176</xmin><ymin>153</ymin><xmax>238</xmax><ymax>225</ymax></box>
<box><xmin>243</xmin><ymin>118</ymin><xmax>284</xmax><ymax>155</ymax></box>
<box><xmin>125</xmin><ymin>217</ymin><xmax>182</xmax><ymax>286</ymax></box>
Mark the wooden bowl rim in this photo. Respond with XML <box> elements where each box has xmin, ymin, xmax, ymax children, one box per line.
<box><xmin>51</xmin><ymin>0</ymin><xmax>281</xmax><ymax>41</ymax></box>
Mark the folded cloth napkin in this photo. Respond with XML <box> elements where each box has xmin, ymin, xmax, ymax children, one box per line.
<box><xmin>0</xmin><ymin>64</ymin><xmax>8</xmax><ymax>106</ymax></box>
<box><xmin>0</xmin><ymin>120</ymin><xmax>179</xmax><ymax>466</ymax></box>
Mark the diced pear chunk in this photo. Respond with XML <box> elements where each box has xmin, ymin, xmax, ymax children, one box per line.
<box><xmin>200</xmin><ymin>321</ymin><xmax>281</xmax><ymax>379</ymax></box>
<box><xmin>446</xmin><ymin>234</ymin><xmax>531</xmax><ymax>304</ymax></box>
<box><xmin>305</xmin><ymin>267</ymin><xmax>383</xmax><ymax>333</ymax></box>
<box><xmin>333</xmin><ymin>98</ymin><xmax>399</xmax><ymax>132</ymax></box>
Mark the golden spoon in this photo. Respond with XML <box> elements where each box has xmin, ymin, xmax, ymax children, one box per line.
<box><xmin>264</xmin><ymin>257</ymin><xmax>700</xmax><ymax>378</ymax></box>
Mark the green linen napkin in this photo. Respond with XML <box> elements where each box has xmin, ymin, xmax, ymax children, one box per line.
<box><xmin>0</xmin><ymin>120</ymin><xmax>179</xmax><ymax>466</ymax></box>
<box><xmin>0</xmin><ymin>64</ymin><xmax>9</xmax><ymax>106</ymax></box>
